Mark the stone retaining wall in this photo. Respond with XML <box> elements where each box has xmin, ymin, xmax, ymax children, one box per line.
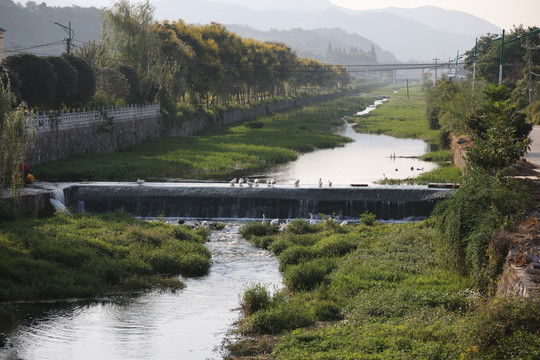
<box><xmin>27</xmin><ymin>93</ymin><xmax>348</xmax><ymax>165</ymax></box>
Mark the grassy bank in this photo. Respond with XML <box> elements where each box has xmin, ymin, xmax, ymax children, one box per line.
<box><xmin>354</xmin><ymin>86</ymin><xmax>461</xmax><ymax>185</ymax></box>
<box><xmin>229</xmin><ymin>219</ymin><xmax>540</xmax><ymax>359</ymax></box>
<box><xmin>0</xmin><ymin>212</ymin><xmax>210</xmax><ymax>301</ymax></box>
<box><xmin>33</xmin><ymin>96</ymin><xmax>376</xmax><ymax>182</ymax></box>
<box><xmin>353</xmin><ymin>87</ymin><xmax>439</xmax><ymax>144</ymax></box>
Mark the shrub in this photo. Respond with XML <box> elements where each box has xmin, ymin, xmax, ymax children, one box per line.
<box><xmin>284</xmin><ymin>258</ymin><xmax>335</xmax><ymax>291</ymax></box>
<box><xmin>278</xmin><ymin>245</ymin><xmax>317</xmax><ymax>271</ymax></box>
<box><xmin>241</xmin><ymin>283</ymin><xmax>272</xmax><ymax>315</ymax></box>
<box><xmin>285</xmin><ymin>219</ymin><xmax>317</xmax><ymax>234</ymax></box>
<box><xmin>314</xmin><ymin>235</ymin><xmax>357</xmax><ymax>257</ymax></box>
<box><xmin>433</xmin><ymin>168</ymin><xmax>531</xmax><ymax>292</ymax></box>
<box><xmin>239</xmin><ymin>222</ymin><xmax>279</xmax><ymax>240</ymax></box>
<box><xmin>245</xmin><ymin>299</ymin><xmax>315</xmax><ymax>335</ymax></box>
<box><xmin>244</xmin><ymin>121</ymin><xmax>264</xmax><ymax>129</ymax></box>
<box><xmin>359</xmin><ymin>211</ymin><xmax>376</xmax><ymax>226</ymax></box>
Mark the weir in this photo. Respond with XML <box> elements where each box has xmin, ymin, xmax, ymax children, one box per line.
<box><xmin>64</xmin><ymin>183</ymin><xmax>451</xmax><ymax>220</ymax></box>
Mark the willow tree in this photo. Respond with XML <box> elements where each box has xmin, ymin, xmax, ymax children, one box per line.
<box><xmin>0</xmin><ymin>69</ymin><xmax>35</xmax><ymax>202</ymax></box>
<box><xmin>101</xmin><ymin>0</ymin><xmax>162</xmax><ymax>101</ymax></box>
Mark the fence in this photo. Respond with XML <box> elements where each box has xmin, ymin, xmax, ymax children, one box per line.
<box><xmin>29</xmin><ymin>103</ymin><xmax>160</xmax><ymax>133</ymax></box>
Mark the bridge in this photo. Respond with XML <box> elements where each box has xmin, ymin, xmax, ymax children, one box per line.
<box><xmin>345</xmin><ymin>61</ymin><xmax>467</xmax><ymax>84</ymax></box>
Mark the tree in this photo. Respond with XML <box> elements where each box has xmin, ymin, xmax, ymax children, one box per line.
<box><xmin>101</xmin><ymin>0</ymin><xmax>161</xmax><ymax>79</ymax></box>
<box><xmin>62</xmin><ymin>54</ymin><xmax>96</xmax><ymax>107</ymax></box>
<box><xmin>0</xmin><ymin>69</ymin><xmax>35</xmax><ymax>202</ymax></box>
<box><xmin>465</xmin><ymin>85</ymin><xmax>532</xmax><ymax>173</ymax></box>
<box><xmin>1</xmin><ymin>54</ymin><xmax>57</xmax><ymax>108</ymax></box>
<box><xmin>94</xmin><ymin>67</ymin><xmax>129</xmax><ymax>102</ymax></box>
<box><xmin>46</xmin><ymin>56</ymin><xmax>78</xmax><ymax>108</ymax></box>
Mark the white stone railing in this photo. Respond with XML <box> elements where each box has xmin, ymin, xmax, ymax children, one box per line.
<box><xmin>29</xmin><ymin>103</ymin><xmax>160</xmax><ymax>133</ymax></box>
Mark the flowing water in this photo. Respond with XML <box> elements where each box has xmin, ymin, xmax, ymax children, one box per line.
<box><xmin>0</xmin><ymin>99</ymin><xmax>438</xmax><ymax>359</ymax></box>
<box><xmin>258</xmin><ymin>99</ymin><xmax>437</xmax><ymax>185</ymax></box>
<box><xmin>0</xmin><ymin>222</ymin><xmax>282</xmax><ymax>360</ymax></box>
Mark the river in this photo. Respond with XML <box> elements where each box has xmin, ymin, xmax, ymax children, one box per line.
<box><xmin>257</xmin><ymin>99</ymin><xmax>437</xmax><ymax>185</ymax></box>
<box><xmin>0</xmin><ymin>98</ymin><xmax>437</xmax><ymax>359</ymax></box>
<box><xmin>0</xmin><ymin>222</ymin><xmax>282</xmax><ymax>360</ymax></box>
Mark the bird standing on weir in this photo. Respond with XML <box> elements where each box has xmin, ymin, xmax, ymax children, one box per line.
<box><xmin>318</xmin><ymin>178</ymin><xmax>323</xmax><ymax>187</ymax></box>
<box><xmin>294</xmin><ymin>179</ymin><xmax>300</xmax><ymax>187</ymax></box>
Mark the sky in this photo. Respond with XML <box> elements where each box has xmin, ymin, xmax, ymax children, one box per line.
<box><xmin>38</xmin><ymin>0</ymin><xmax>538</xmax><ymax>30</ymax></box>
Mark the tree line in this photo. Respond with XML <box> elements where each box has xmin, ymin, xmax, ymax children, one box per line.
<box><xmin>0</xmin><ymin>0</ymin><xmax>351</xmax><ymax>115</ymax></box>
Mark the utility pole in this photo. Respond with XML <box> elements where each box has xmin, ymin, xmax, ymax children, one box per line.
<box><xmin>53</xmin><ymin>21</ymin><xmax>73</xmax><ymax>54</ymax></box>
<box><xmin>498</xmin><ymin>29</ymin><xmax>505</xmax><ymax>85</ymax></box>
<box><xmin>433</xmin><ymin>58</ymin><xmax>439</xmax><ymax>83</ymax></box>
<box><xmin>472</xmin><ymin>38</ymin><xmax>477</xmax><ymax>92</ymax></box>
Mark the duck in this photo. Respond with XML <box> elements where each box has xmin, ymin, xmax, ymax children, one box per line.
<box><xmin>267</xmin><ymin>179</ymin><xmax>272</xmax><ymax>187</ymax></box>
<box><xmin>238</xmin><ymin>178</ymin><xmax>244</xmax><ymax>186</ymax></box>
<box><xmin>247</xmin><ymin>179</ymin><xmax>254</xmax><ymax>187</ymax></box>
<box><xmin>230</xmin><ymin>178</ymin><xmax>237</xmax><ymax>186</ymax></box>
<box><xmin>318</xmin><ymin>178</ymin><xmax>323</xmax><ymax>187</ymax></box>
<box><xmin>137</xmin><ymin>178</ymin><xmax>145</xmax><ymax>185</ymax></box>
<box><xmin>294</xmin><ymin>179</ymin><xmax>300</xmax><ymax>187</ymax></box>
<box><xmin>254</xmin><ymin>179</ymin><xmax>259</xmax><ymax>187</ymax></box>
<box><xmin>271</xmin><ymin>178</ymin><xmax>277</xmax><ymax>186</ymax></box>
<box><xmin>328</xmin><ymin>180</ymin><xmax>332</xmax><ymax>187</ymax></box>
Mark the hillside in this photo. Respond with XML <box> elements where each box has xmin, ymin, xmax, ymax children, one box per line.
<box><xmin>153</xmin><ymin>0</ymin><xmax>500</xmax><ymax>60</ymax></box>
<box><xmin>226</xmin><ymin>26</ymin><xmax>397</xmax><ymax>63</ymax></box>
<box><xmin>0</xmin><ymin>0</ymin><xmax>101</xmax><ymax>56</ymax></box>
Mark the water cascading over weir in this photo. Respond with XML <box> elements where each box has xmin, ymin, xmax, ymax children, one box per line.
<box><xmin>63</xmin><ymin>183</ymin><xmax>451</xmax><ymax>220</ymax></box>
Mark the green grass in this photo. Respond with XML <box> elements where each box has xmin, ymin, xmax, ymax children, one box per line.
<box><xmin>0</xmin><ymin>212</ymin><xmax>210</xmax><ymax>301</ymax></box>
<box><xmin>380</xmin><ymin>166</ymin><xmax>463</xmax><ymax>185</ymax></box>
<box><xmin>231</xmin><ymin>219</ymin><xmax>540</xmax><ymax>359</ymax></box>
<box><xmin>353</xmin><ymin>88</ymin><xmax>440</xmax><ymax>145</ymax></box>
<box><xmin>33</xmin><ymin>96</ymin><xmax>376</xmax><ymax>182</ymax></box>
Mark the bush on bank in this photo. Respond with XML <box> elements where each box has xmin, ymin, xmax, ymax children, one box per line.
<box><xmin>232</xmin><ymin>208</ymin><xmax>540</xmax><ymax>359</ymax></box>
<box><xmin>0</xmin><ymin>212</ymin><xmax>210</xmax><ymax>301</ymax></box>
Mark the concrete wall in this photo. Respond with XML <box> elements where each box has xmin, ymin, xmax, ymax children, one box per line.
<box><xmin>27</xmin><ymin>93</ymin><xmax>348</xmax><ymax>166</ymax></box>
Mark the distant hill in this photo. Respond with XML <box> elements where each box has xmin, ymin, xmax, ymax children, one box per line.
<box><xmin>382</xmin><ymin>6</ymin><xmax>501</xmax><ymax>36</ymax></box>
<box><xmin>0</xmin><ymin>0</ymin><xmax>101</xmax><ymax>56</ymax></box>
<box><xmin>153</xmin><ymin>0</ymin><xmax>501</xmax><ymax>60</ymax></box>
<box><xmin>226</xmin><ymin>26</ymin><xmax>397</xmax><ymax>63</ymax></box>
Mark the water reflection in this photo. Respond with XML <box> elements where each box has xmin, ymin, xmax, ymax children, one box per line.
<box><xmin>259</xmin><ymin>125</ymin><xmax>437</xmax><ymax>186</ymax></box>
<box><xmin>0</xmin><ymin>223</ymin><xmax>282</xmax><ymax>360</ymax></box>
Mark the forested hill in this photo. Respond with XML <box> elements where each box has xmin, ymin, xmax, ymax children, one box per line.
<box><xmin>225</xmin><ymin>26</ymin><xmax>397</xmax><ymax>63</ymax></box>
<box><xmin>0</xmin><ymin>0</ymin><xmax>395</xmax><ymax>64</ymax></box>
<box><xmin>0</xmin><ymin>0</ymin><xmax>101</xmax><ymax>56</ymax></box>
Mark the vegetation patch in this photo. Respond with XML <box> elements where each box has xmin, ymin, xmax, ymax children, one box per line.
<box><xmin>33</xmin><ymin>96</ymin><xmax>375</xmax><ymax>182</ymax></box>
<box><xmin>0</xmin><ymin>212</ymin><xmax>210</xmax><ymax>301</ymax></box>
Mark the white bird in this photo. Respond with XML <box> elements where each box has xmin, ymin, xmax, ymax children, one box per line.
<box><xmin>318</xmin><ymin>178</ymin><xmax>323</xmax><ymax>187</ymax></box>
<box><xmin>238</xmin><ymin>178</ymin><xmax>244</xmax><ymax>186</ymax></box>
<box><xmin>270</xmin><ymin>218</ymin><xmax>279</xmax><ymax>226</ymax></box>
<box><xmin>137</xmin><ymin>178</ymin><xmax>145</xmax><ymax>185</ymax></box>
<box><xmin>328</xmin><ymin>180</ymin><xmax>332</xmax><ymax>187</ymax></box>
<box><xmin>230</xmin><ymin>178</ymin><xmax>237</xmax><ymax>186</ymax></box>
<box><xmin>294</xmin><ymin>179</ymin><xmax>300</xmax><ymax>187</ymax></box>
<box><xmin>254</xmin><ymin>179</ymin><xmax>259</xmax><ymax>187</ymax></box>
<box><xmin>340</xmin><ymin>220</ymin><xmax>348</xmax><ymax>226</ymax></box>
<box><xmin>267</xmin><ymin>179</ymin><xmax>272</xmax><ymax>187</ymax></box>
<box><xmin>247</xmin><ymin>179</ymin><xmax>254</xmax><ymax>187</ymax></box>
<box><xmin>308</xmin><ymin>213</ymin><xmax>316</xmax><ymax>225</ymax></box>
<box><xmin>262</xmin><ymin>214</ymin><xmax>267</xmax><ymax>224</ymax></box>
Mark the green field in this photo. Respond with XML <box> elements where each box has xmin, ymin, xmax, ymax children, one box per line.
<box><xmin>353</xmin><ymin>87</ymin><xmax>440</xmax><ymax>144</ymax></box>
<box><xmin>33</xmin><ymin>97</ymin><xmax>376</xmax><ymax>182</ymax></box>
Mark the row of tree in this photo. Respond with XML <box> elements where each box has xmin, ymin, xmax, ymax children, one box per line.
<box><xmin>1</xmin><ymin>0</ymin><xmax>351</xmax><ymax>112</ymax></box>
<box><xmin>78</xmin><ymin>0</ymin><xmax>351</xmax><ymax>111</ymax></box>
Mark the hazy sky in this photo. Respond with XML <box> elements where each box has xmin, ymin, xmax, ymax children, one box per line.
<box><xmin>40</xmin><ymin>0</ymin><xmax>538</xmax><ymax>30</ymax></box>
